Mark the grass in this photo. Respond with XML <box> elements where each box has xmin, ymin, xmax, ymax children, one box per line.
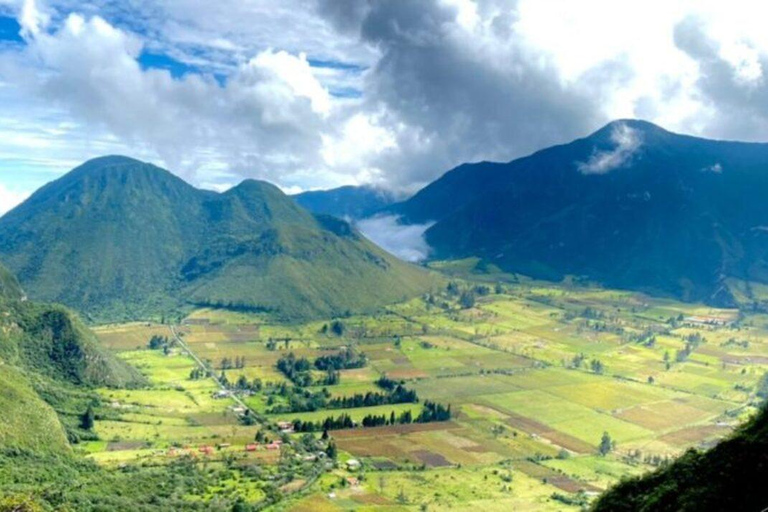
<box><xmin>75</xmin><ymin>274</ymin><xmax>768</xmax><ymax>510</ymax></box>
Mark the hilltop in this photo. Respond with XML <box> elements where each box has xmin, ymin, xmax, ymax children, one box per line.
<box><xmin>390</xmin><ymin>120</ymin><xmax>768</xmax><ymax>306</ymax></box>
<box><xmin>0</xmin><ymin>156</ymin><xmax>435</xmax><ymax>322</ymax></box>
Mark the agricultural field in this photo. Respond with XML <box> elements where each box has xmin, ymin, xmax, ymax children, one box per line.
<box><xmin>89</xmin><ymin>271</ymin><xmax>768</xmax><ymax>510</ymax></box>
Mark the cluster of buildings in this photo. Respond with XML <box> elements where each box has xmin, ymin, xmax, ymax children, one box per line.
<box><xmin>166</xmin><ymin>439</ymin><xmax>283</xmax><ymax>457</ymax></box>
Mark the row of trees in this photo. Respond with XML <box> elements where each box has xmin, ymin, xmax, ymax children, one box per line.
<box><xmin>314</xmin><ymin>349</ymin><xmax>367</xmax><ymax>371</ymax></box>
<box><xmin>220</xmin><ymin>356</ymin><xmax>246</xmax><ymax>370</ymax></box>
<box><xmin>266</xmin><ymin>379</ymin><xmax>418</xmax><ymax>414</ymax></box>
<box><xmin>276</xmin><ymin>352</ymin><xmax>355</xmax><ymax>387</ymax></box>
<box><xmin>327</xmin><ymin>386</ymin><xmax>418</xmax><ymax>409</ymax></box>
<box><xmin>289</xmin><ymin>401</ymin><xmax>452</xmax><ymax>433</ymax></box>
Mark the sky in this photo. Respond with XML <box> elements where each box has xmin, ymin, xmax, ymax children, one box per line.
<box><xmin>1</xmin><ymin>0</ymin><xmax>768</xmax><ymax>215</ymax></box>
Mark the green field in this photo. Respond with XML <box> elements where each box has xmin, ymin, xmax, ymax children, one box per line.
<box><xmin>84</xmin><ymin>273</ymin><xmax>768</xmax><ymax>510</ymax></box>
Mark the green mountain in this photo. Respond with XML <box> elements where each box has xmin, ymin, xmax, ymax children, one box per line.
<box><xmin>0</xmin><ymin>262</ymin><xmax>22</xmax><ymax>300</ymax></box>
<box><xmin>0</xmin><ymin>156</ymin><xmax>435</xmax><ymax>322</ymax></box>
<box><xmin>593</xmin><ymin>404</ymin><xmax>768</xmax><ymax>512</ymax></box>
<box><xmin>0</xmin><ymin>262</ymin><xmax>142</xmax><ymax>453</ymax></box>
<box><xmin>392</xmin><ymin>120</ymin><xmax>768</xmax><ymax>306</ymax></box>
<box><xmin>294</xmin><ymin>185</ymin><xmax>401</xmax><ymax>219</ymax></box>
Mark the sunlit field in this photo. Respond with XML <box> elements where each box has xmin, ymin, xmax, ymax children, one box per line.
<box><xmin>89</xmin><ymin>267</ymin><xmax>767</xmax><ymax>509</ymax></box>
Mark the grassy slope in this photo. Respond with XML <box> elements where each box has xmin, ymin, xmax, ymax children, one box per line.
<box><xmin>0</xmin><ymin>271</ymin><xmax>144</xmax><ymax>452</ymax></box>
<box><xmin>0</xmin><ymin>365</ymin><xmax>69</xmax><ymax>454</ymax></box>
<box><xmin>593</xmin><ymin>405</ymin><xmax>768</xmax><ymax>512</ymax></box>
<box><xmin>0</xmin><ymin>157</ymin><xmax>435</xmax><ymax>322</ymax></box>
<box><xmin>186</xmin><ymin>224</ymin><xmax>437</xmax><ymax>319</ymax></box>
<box><xmin>0</xmin><ymin>263</ymin><xmax>22</xmax><ymax>300</ymax></box>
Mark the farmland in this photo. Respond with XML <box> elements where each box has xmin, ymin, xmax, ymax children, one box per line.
<box><xmin>87</xmin><ymin>267</ymin><xmax>768</xmax><ymax>510</ymax></box>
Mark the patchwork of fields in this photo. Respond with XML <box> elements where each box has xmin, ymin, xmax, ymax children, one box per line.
<box><xmin>87</xmin><ymin>274</ymin><xmax>768</xmax><ymax>510</ymax></box>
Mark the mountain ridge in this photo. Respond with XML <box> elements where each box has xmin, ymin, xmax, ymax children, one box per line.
<box><xmin>386</xmin><ymin>119</ymin><xmax>768</xmax><ymax>306</ymax></box>
<box><xmin>0</xmin><ymin>157</ymin><xmax>435</xmax><ymax>322</ymax></box>
<box><xmin>294</xmin><ymin>185</ymin><xmax>402</xmax><ymax>219</ymax></box>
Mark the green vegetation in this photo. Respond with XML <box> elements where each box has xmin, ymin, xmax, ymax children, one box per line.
<box><xmin>593</xmin><ymin>404</ymin><xmax>768</xmax><ymax>512</ymax></box>
<box><xmin>394</xmin><ymin>120</ymin><xmax>768</xmax><ymax>308</ymax></box>
<box><xmin>0</xmin><ymin>262</ymin><xmax>22</xmax><ymax>300</ymax></box>
<box><xmin>3</xmin><ymin>260</ymin><xmax>768</xmax><ymax>510</ymax></box>
<box><xmin>0</xmin><ymin>156</ymin><xmax>436</xmax><ymax>322</ymax></box>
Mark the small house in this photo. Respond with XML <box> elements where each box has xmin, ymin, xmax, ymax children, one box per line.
<box><xmin>199</xmin><ymin>445</ymin><xmax>213</xmax><ymax>455</ymax></box>
<box><xmin>245</xmin><ymin>444</ymin><xmax>258</xmax><ymax>452</ymax></box>
<box><xmin>345</xmin><ymin>459</ymin><xmax>361</xmax><ymax>471</ymax></box>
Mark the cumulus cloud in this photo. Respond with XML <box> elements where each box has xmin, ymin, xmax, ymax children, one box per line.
<box><xmin>320</xmin><ymin>0</ymin><xmax>602</xmax><ymax>188</ymax></box>
<box><xmin>577</xmin><ymin>123</ymin><xmax>643</xmax><ymax>175</ymax></box>
<box><xmin>5</xmin><ymin>0</ymin><xmax>768</xmax><ymax>198</ymax></box>
<box><xmin>356</xmin><ymin>215</ymin><xmax>434</xmax><ymax>262</ymax></box>
<box><xmin>6</xmin><ymin>9</ymin><xmax>340</xmax><ymax>186</ymax></box>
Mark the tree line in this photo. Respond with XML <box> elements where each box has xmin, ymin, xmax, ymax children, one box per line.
<box><xmin>289</xmin><ymin>400</ymin><xmax>452</xmax><ymax>433</ymax></box>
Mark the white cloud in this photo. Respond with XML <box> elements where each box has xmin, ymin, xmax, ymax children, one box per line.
<box><xmin>5</xmin><ymin>0</ymin><xmax>768</xmax><ymax>197</ymax></box>
<box><xmin>702</xmin><ymin>162</ymin><xmax>723</xmax><ymax>173</ymax></box>
<box><xmin>577</xmin><ymin>123</ymin><xmax>643</xmax><ymax>175</ymax></box>
<box><xmin>0</xmin><ymin>183</ymin><xmax>29</xmax><ymax>215</ymax></box>
<box><xmin>19</xmin><ymin>0</ymin><xmax>49</xmax><ymax>37</ymax></box>
<box><xmin>2</xmin><ymin>8</ymin><xmax>342</xmax><ymax>188</ymax></box>
<box><xmin>356</xmin><ymin>215</ymin><xmax>434</xmax><ymax>262</ymax></box>
<box><xmin>249</xmin><ymin>50</ymin><xmax>331</xmax><ymax>116</ymax></box>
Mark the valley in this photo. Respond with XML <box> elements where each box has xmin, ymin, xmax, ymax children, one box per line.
<box><xmin>79</xmin><ymin>262</ymin><xmax>767</xmax><ymax>510</ymax></box>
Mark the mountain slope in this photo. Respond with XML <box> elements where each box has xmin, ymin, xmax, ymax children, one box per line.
<box><xmin>0</xmin><ymin>262</ymin><xmax>143</xmax><ymax>452</ymax></box>
<box><xmin>593</xmin><ymin>404</ymin><xmax>768</xmax><ymax>512</ymax></box>
<box><xmin>0</xmin><ymin>157</ymin><xmax>435</xmax><ymax>321</ymax></box>
<box><xmin>0</xmin><ymin>365</ymin><xmax>70</xmax><ymax>454</ymax></box>
<box><xmin>294</xmin><ymin>185</ymin><xmax>401</xmax><ymax>219</ymax></box>
<box><xmin>0</xmin><ymin>262</ymin><xmax>22</xmax><ymax>300</ymax></box>
<box><xmin>397</xmin><ymin>120</ymin><xmax>768</xmax><ymax>305</ymax></box>
<box><xmin>0</xmin><ymin>156</ymin><xmax>205</xmax><ymax>319</ymax></box>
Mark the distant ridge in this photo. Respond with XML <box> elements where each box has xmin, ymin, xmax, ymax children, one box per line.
<box><xmin>293</xmin><ymin>185</ymin><xmax>402</xmax><ymax>219</ymax></box>
<box><xmin>0</xmin><ymin>157</ymin><xmax>435</xmax><ymax>322</ymax></box>
<box><xmin>389</xmin><ymin>120</ymin><xmax>768</xmax><ymax>307</ymax></box>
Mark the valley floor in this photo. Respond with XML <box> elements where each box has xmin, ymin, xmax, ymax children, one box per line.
<box><xmin>86</xmin><ymin>266</ymin><xmax>767</xmax><ymax>510</ymax></box>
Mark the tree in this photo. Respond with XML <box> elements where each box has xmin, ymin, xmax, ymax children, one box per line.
<box><xmin>326</xmin><ymin>440</ymin><xmax>337</xmax><ymax>459</ymax></box>
<box><xmin>330</xmin><ymin>320</ymin><xmax>345</xmax><ymax>336</ymax></box>
<box><xmin>81</xmin><ymin>405</ymin><xmax>95</xmax><ymax>430</ymax></box>
<box><xmin>459</xmin><ymin>291</ymin><xmax>476</xmax><ymax>309</ymax></box>
<box><xmin>599</xmin><ymin>431</ymin><xmax>614</xmax><ymax>456</ymax></box>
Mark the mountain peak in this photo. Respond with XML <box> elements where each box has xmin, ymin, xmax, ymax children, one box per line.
<box><xmin>587</xmin><ymin>119</ymin><xmax>670</xmax><ymax>142</ymax></box>
<box><xmin>228</xmin><ymin>178</ymin><xmax>284</xmax><ymax>196</ymax></box>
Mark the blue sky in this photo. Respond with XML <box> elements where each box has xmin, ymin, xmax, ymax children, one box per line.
<box><xmin>1</xmin><ymin>0</ymin><xmax>768</xmax><ymax>214</ymax></box>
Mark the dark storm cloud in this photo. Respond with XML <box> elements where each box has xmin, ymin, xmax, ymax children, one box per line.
<box><xmin>317</xmin><ymin>0</ymin><xmax>606</xmax><ymax>189</ymax></box>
